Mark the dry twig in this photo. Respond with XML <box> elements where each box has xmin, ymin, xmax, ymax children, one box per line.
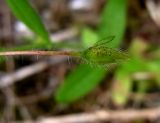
<box><xmin>12</xmin><ymin>107</ymin><xmax>160</xmax><ymax>123</ymax></box>
<box><xmin>0</xmin><ymin>57</ymin><xmax>67</xmax><ymax>88</ymax></box>
<box><xmin>146</xmin><ymin>0</ymin><xmax>160</xmax><ymax>27</ymax></box>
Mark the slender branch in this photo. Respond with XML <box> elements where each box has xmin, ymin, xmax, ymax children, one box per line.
<box><xmin>12</xmin><ymin>107</ymin><xmax>160</xmax><ymax>123</ymax></box>
<box><xmin>0</xmin><ymin>50</ymin><xmax>79</xmax><ymax>57</ymax></box>
<box><xmin>0</xmin><ymin>57</ymin><xmax>66</xmax><ymax>88</ymax></box>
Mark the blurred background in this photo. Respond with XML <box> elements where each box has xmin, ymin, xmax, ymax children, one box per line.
<box><xmin>0</xmin><ymin>0</ymin><xmax>160</xmax><ymax>123</ymax></box>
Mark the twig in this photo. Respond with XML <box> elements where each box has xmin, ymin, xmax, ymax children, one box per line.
<box><xmin>1</xmin><ymin>87</ymin><xmax>32</xmax><ymax>122</ymax></box>
<box><xmin>15</xmin><ymin>26</ymin><xmax>78</xmax><ymax>43</ymax></box>
<box><xmin>1</xmin><ymin>87</ymin><xmax>16</xmax><ymax>122</ymax></box>
<box><xmin>16</xmin><ymin>98</ymin><xmax>32</xmax><ymax>120</ymax></box>
<box><xmin>12</xmin><ymin>107</ymin><xmax>160</xmax><ymax>123</ymax></box>
<box><xmin>0</xmin><ymin>51</ymin><xmax>79</xmax><ymax>57</ymax></box>
<box><xmin>146</xmin><ymin>0</ymin><xmax>160</xmax><ymax>27</ymax></box>
<box><xmin>50</xmin><ymin>28</ymin><xmax>78</xmax><ymax>42</ymax></box>
<box><xmin>1</xmin><ymin>0</ymin><xmax>12</xmax><ymax>40</ymax></box>
<box><xmin>0</xmin><ymin>57</ymin><xmax>66</xmax><ymax>88</ymax></box>
<box><xmin>132</xmin><ymin>72</ymin><xmax>155</xmax><ymax>80</ymax></box>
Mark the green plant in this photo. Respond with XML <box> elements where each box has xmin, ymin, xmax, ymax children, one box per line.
<box><xmin>55</xmin><ymin>0</ymin><xmax>127</xmax><ymax>103</ymax></box>
<box><xmin>4</xmin><ymin>0</ymin><xmax>160</xmax><ymax>106</ymax></box>
<box><xmin>0</xmin><ymin>36</ymin><xmax>129</xmax><ymax>67</ymax></box>
<box><xmin>4</xmin><ymin>0</ymin><xmax>128</xmax><ymax>104</ymax></box>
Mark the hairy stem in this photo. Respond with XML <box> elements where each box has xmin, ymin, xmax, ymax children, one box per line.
<box><xmin>0</xmin><ymin>51</ymin><xmax>80</xmax><ymax>57</ymax></box>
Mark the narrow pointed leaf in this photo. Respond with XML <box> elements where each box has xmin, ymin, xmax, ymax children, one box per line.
<box><xmin>56</xmin><ymin>64</ymin><xmax>106</xmax><ymax>103</ymax></box>
<box><xmin>6</xmin><ymin>0</ymin><xmax>50</xmax><ymax>42</ymax></box>
<box><xmin>98</xmin><ymin>0</ymin><xmax>127</xmax><ymax>48</ymax></box>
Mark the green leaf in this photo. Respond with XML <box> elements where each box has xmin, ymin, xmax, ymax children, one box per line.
<box><xmin>121</xmin><ymin>59</ymin><xmax>149</xmax><ymax>72</ymax></box>
<box><xmin>56</xmin><ymin>64</ymin><xmax>106</xmax><ymax>103</ymax></box>
<box><xmin>55</xmin><ymin>0</ymin><xmax>127</xmax><ymax>103</ymax></box>
<box><xmin>98</xmin><ymin>0</ymin><xmax>127</xmax><ymax>48</ymax></box>
<box><xmin>112</xmin><ymin>69</ymin><xmax>131</xmax><ymax>106</ymax></box>
<box><xmin>111</xmin><ymin>58</ymin><xmax>151</xmax><ymax>106</ymax></box>
<box><xmin>6</xmin><ymin>0</ymin><xmax>50</xmax><ymax>43</ymax></box>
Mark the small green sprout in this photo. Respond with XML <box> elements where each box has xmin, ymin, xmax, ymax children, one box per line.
<box><xmin>0</xmin><ymin>36</ymin><xmax>129</xmax><ymax>68</ymax></box>
<box><xmin>79</xmin><ymin>36</ymin><xmax>130</xmax><ymax>67</ymax></box>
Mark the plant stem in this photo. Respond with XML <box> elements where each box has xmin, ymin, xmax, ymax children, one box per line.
<box><xmin>0</xmin><ymin>50</ymin><xmax>81</xmax><ymax>57</ymax></box>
